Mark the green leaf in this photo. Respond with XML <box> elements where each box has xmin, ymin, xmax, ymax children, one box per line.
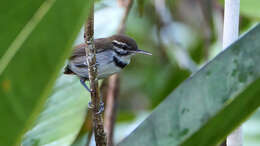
<box><xmin>0</xmin><ymin>0</ymin><xmax>90</xmax><ymax>145</ymax></box>
<box><xmin>118</xmin><ymin>24</ymin><xmax>260</xmax><ymax>146</ymax></box>
<box><xmin>240</xmin><ymin>0</ymin><xmax>260</xmax><ymax>19</ymax></box>
<box><xmin>183</xmin><ymin>78</ymin><xmax>260</xmax><ymax>145</ymax></box>
<box><xmin>71</xmin><ymin>133</ymin><xmax>89</xmax><ymax>146</ymax></box>
<box><xmin>22</xmin><ymin>76</ymin><xmax>89</xmax><ymax>146</ymax></box>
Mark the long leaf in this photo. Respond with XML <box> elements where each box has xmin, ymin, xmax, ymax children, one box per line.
<box><xmin>22</xmin><ymin>76</ymin><xmax>90</xmax><ymax>146</ymax></box>
<box><xmin>118</xmin><ymin>24</ymin><xmax>260</xmax><ymax>146</ymax></box>
<box><xmin>0</xmin><ymin>0</ymin><xmax>90</xmax><ymax>145</ymax></box>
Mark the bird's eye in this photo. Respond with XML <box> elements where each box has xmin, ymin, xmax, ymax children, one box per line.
<box><xmin>112</xmin><ymin>41</ymin><xmax>119</xmax><ymax>47</ymax></box>
<box><xmin>115</xmin><ymin>48</ymin><xmax>128</xmax><ymax>56</ymax></box>
<box><xmin>122</xmin><ymin>45</ymin><xmax>128</xmax><ymax>50</ymax></box>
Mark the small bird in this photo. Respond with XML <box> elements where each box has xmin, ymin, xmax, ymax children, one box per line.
<box><xmin>64</xmin><ymin>34</ymin><xmax>152</xmax><ymax>92</ymax></box>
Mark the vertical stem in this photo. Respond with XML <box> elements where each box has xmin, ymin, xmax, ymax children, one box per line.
<box><xmin>227</xmin><ymin>128</ymin><xmax>243</xmax><ymax>146</ymax></box>
<box><xmin>104</xmin><ymin>1</ymin><xmax>133</xmax><ymax>146</ymax></box>
<box><xmin>104</xmin><ymin>74</ymin><xmax>120</xmax><ymax>146</ymax></box>
<box><xmin>223</xmin><ymin>0</ymin><xmax>242</xmax><ymax>146</ymax></box>
<box><xmin>223</xmin><ymin>0</ymin><xmax>240</xmax><ymax>49</ymax></box>
<box><xmin>117</xmin><ymin>0</ymin><xmax>133</xmax><ymax>34</ymax></box>
<box><xmin>86</xmin><ymin>128</ymin><xmax>93</xmax><ymax>146</ymax></box>
<box><xmin>84</xmin><ymin>1</ymin><xmax>107</xmax><ymax>146</ymax></box>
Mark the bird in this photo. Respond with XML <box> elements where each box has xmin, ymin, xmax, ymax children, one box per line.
<box><xmin>64</xmin><ymin>34</ymin><xmax>152</xmax><ymax>92</ymax></box>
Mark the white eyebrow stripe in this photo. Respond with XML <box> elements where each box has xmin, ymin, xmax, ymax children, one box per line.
<box><xmin>112</xmin><ymin>40</ymin><xmax>127</xmax><ymax>46</ymax></box>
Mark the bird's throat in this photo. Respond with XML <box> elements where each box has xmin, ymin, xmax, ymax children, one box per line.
<box><xmin>113</xmin><ymin>56</ymin><xmax>128</xmax><ymax>68</ymax></box>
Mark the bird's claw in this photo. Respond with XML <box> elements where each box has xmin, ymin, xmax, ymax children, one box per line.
<box><xmin>88</xmin><ymin>101</ymin><xmax>94</xmax><ymax>109</ymax></box>
<box><xmin>88</xmin><ymin>101</ymin><xmax>104</xmax><ymax>115</ymax></box>
<box><xmin>96</xmin><ymin>101</ymin><xmax>104</xmax><ymax>115</ymax></box>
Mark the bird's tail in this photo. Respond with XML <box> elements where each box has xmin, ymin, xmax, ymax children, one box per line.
<box><xmin>64</xmin><ymin>65</ymin><xmax>74</xmax><ymax>74</ymax></box>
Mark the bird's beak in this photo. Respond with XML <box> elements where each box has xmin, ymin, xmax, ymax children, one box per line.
<box><xmin>132</xmin><ymin>49</ymin><xmax>152</xmax><ymax>55</ymax></box>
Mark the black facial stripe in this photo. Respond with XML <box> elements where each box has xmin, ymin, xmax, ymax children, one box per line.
<box><xmin>113</xmin><ymin>56</ymin><xmax>127</xmax><ymax>68</ymax></box>
<box><xmin>75</xmin><ymin>64</ymin><xmax>87</xmax><ymax>68</ymax></box>
<box><xmin>114</xmin><ymin>49</ymin><xmax>130</xmax><ymax>56</ymax></box>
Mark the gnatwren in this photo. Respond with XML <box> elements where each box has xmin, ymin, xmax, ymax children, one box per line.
<box><xmin>64</xmin><ymin>34</ymin><xmax>152</xmax><ymax>92</ymax></box>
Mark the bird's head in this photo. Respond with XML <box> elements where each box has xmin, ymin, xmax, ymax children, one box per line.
<box><xmin>109</xmin><ymin>34</ymin><xmax>152</xmax><ymax>56</ymax></box>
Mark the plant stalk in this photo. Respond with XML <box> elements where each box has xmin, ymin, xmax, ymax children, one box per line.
<box><xmin>104</xmin><ymin>1</ymin><xmax>133</xmax><ymax>145</ymax></box>
<box><xmin>84</xmin><ymin>1</ymin><xmax>107</xmax><ymax>146</ymax></box>
<box><xmin>223</xmin><ymin>0</ymin><xmax>242</xmax><ymax>146</ymax></box>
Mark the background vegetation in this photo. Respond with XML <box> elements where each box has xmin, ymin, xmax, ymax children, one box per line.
<box><xmin>0</xmin><ymin>0</ymin><xmax>260</xmax><ymax>146</ymax></box>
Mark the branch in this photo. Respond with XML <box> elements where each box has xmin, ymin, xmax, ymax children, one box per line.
<box><xmin>73</xmin><ymin>109</ymin><xmax>93</xmax><ymax>145</ymax></box>
<box><xmin>104</xmin><ymin>1</ymin><xmax>133</xmax><ymax>146</ymax></box>
<box><xmin>104</xmin><ymin>74</ymin><xmax>120</xmax><ymax>146</ymax></box>
<box><xmin>117</xmin><ymin>0</ymin><xmax>133</xmax><ymax>34</ymax></box>
<box><xmin>86</xmin><ymin>128</ymin><xmax>93</xmax><ymax>146</ymax></box>
<box><xmin>223</xmin><ymin>0</ymin><xmax>240</xmax><ymax>49</ymax></box>
<box><xmin>84</xmin><ymin>1</ymin><xmax>107</xmax><ymax>146</ymax></box>
<box><xmin>222</xmin><ymin>0</ymin><xmax>242</xmax><ymax>146</ymax></box>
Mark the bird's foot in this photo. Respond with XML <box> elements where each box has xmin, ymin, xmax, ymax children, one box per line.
<box><xmin>88</xmin><ymin>101</ymin><xmax>104</xmax><ymax>115</ymax></box>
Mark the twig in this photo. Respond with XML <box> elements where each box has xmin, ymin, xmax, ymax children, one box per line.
<box><xmin>117</xmin><ymin>0</ymin><xmax>133</xmax><ymax>34</ymax></box>
<box><xmin>223</xmin><ymin>0</ymin><xmax>240</xmax><ymax>50</ymax></box>
<box><xmin>86</xmin><ymin>128</ymin><xmax>93</xmax><ymax>146</ymax></box>
<box><xmin>222</xmin><ymin>0</ymin><xmax>242</xmax><ymax>146</ymax></box>
<box><xmin>84</xmin><ymin>1</ymin><xmax>107</xmax><ymax>146</ymax></box>
<box><xmin>104</xmin><ymin>74</ymin><xmax>120</xmax><ymax>146</ymax></box>
<box><xmin>104</xmin><ymin>1</ymin><xmax>133</xmax><ymax>146</ymax></box>
<box><xmin>71</xmin><ymin>109</ymin><xmax>93</xmax><ymax>145</ymax></box>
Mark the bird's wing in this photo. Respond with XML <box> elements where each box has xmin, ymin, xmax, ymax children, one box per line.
<box><xmin>69</xmin><ymin>38</ymin><xmax>112</xmax><ymax>59</ymax></box>
<box><xmin>71</xmin><ymin>56</ymin><xmax>89</xmax><ymax>67</ymax></box>
<box><xmin>69</xmin><ymin>44</ymin><xmax>86</xmax><ymax>59</ymax></box>
<box><xmin>70</xmin><ymin>55</ymin><xmax>100</xmax><ymax>68</ymax></box>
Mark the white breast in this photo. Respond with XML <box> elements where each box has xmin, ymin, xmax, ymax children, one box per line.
<box><xmin>69</xmin><ymin>50</ymin><xmax>132</xmax><ymax>79</ymax></box>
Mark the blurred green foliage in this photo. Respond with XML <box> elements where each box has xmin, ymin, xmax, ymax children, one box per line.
<box><xmin>0</xmin><ymin>0</ymin><xmax>259</xmax><ymax>145</ymax></box>
<box><xmin>0</xmin><ymin>0</ymin><xmax>90</xmax><ymax>145</ymax></box>
<box><xmin>118</xmin><ymin>24</ymin><xmax>260</xmax><ymax>146</ymax></box>
<box><xmin>22</xmin><ymin>76</ymin><xmax>89</xmax><ymax>146</ymax></box>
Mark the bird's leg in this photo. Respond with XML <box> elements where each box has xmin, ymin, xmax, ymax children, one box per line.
<box><xmin>80</xmin><ymin>78</ymin><xmax>93</xmax><ymax>109</ymax></box>
<box><xmin>80</xmin><ymin>78</ymin><xmax>91</xmax><ymax>92</ymax></box>
<box><xmin>80</xmin><ymin>77</ymin><xmax>104</xmax><ymax>114</ymax></box>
